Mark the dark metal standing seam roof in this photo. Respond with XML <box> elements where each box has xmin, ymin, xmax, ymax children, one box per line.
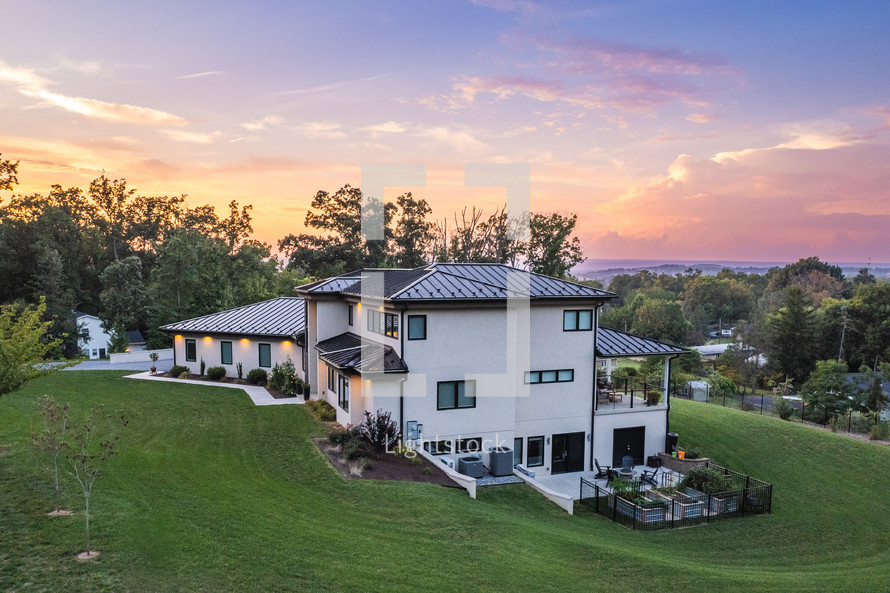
<box><xmin>298</xmin><ymin>263</ymin><xmax>615</xmax><ymax>302</ymax></box>
<box><xmin>315</xmin><ymin>332</ymin><xmax>408</xmax><ymax>373</ymax></box>
<box><xmin>159</xmin><ymin>297</ymin><xmax>306</xmax><ymax>338</ymax></box>
<box><xmin>596</xmin><ymin>327</ymin><xmax>687</xmax><ymax>357</ymax></box>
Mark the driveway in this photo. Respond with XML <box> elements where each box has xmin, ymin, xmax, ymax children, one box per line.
<box><xmin>63</xmin><ymin>357</ymin><xmax>175</xmax><ymax>372</ymax></box>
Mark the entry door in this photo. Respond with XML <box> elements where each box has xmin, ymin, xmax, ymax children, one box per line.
<box><xmin>612</xmin><ymin>427</ymin><xmax>645</xmax><ymax>467</ymax></box>
<box><xmin>551</xmin><ymin>432</ymin><xmax>585</xmax><ymax>474</ymax></box>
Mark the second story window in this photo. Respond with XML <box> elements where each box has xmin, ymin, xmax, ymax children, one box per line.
<box><xmin>407</xmin><ymin>315</ymin><xmax>426</xmax><ymax>340</ymax></box>
<box><xmin>563</xmin><ymin>309</ymin><xmax>593</xmax><ymax>331</ymax></box>
<box><xmin>525</xmin><ymin>369</ymin><xmax>574</xmax><ymax>384</ymax></box>
<box><xmin>327</xmin><ymin>366</ymin><xmax>337</xmax><ymax>393</ymax></box>
<box><xmin>368</xmin><ymin>310</ymin><xmax>398</xmax><ymax>338</ymax></box>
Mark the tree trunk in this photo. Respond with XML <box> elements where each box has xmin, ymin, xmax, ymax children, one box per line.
<box><xmin>85</xmin><ymin>494</ymin><xmax>90</xmax><ymax>553</ymax></box>
<box><xmin>53</xmin><ymin>452</ymin><xmax>61</xmax><ymax>512</ymax></box>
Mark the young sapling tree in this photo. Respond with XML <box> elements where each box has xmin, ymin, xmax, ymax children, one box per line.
<box><xmin>66</xmin><ymin>405</ymin><xmax>129</xmax><ymax>559</ymax></box>
<box><xmin>31</xmin><ymin>395</ymin><xmax>70</xmax><ymax>514</ymax></box>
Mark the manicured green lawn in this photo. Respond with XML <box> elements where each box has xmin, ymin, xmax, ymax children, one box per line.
<box><xmin>2</xmin><ymin>372</ymin><xmax>890</xmax><ymax>592</ymax></box>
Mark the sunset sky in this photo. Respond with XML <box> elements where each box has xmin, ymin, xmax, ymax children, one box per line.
<box><xmin>2</xmin><ymin>0</ymin><xmax>889</xmax><ymax>263</ymax></box>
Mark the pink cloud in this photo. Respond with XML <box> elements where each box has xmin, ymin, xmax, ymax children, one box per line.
<box><xmin>587</xmin><ymin>141</ymin><xmax>890</xmax><ymax>261</ymax></box>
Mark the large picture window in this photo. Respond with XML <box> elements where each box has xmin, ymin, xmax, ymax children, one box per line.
<box><xmin>437</xmin><ymin>380</ymin><xmax>476</xmax><ymax>410</ymax></box>
<box><xmin>407</xmin><ymin>315</ymin><xmax>426</xmax><ymax>340</ymax></box>
<box><xmin>185</xmin><ymin>339</ymin><xmax>196</xmax><ymax>362</ymax></box>
<box><xmin>220</xmin><ymin>341</ymin><xmax>232</xmax><ymax>365</ymax></box>
<box><xmin>527</xmin><ymin>436</ymin><xmax>544</xmax><ymax>467</ymax></box>
<box><xmin>368</xmin><ymin>310</ymin><xmax>398</xmax><ymax>338</ymax></box>
<box><xmin>563</xmin><ymin>309</ymin><xmax>593</xmax><ymax>332</ymax></box>
<box><xmin>258</xmin><ymin>343</ymin><xmax>271</xmax><ymax>368</ymax></box>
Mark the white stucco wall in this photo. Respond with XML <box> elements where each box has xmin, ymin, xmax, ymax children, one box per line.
<box><xmin>592</xmin><ymin>406</ymin><xmax>668</xmax><ymax>468</ymax></box>
<box><xmin>77</xmin><ymin>315</ymin><xmax>112</xmax><ymax>359</ymax></box>
<box><xmin>171</xmin><ymin>333</ymin><xmax>303</xmax><ymax>379</ymax></box>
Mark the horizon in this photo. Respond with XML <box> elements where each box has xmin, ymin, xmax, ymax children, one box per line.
<box><xmin>2</xmin><ymin>1</ymin><xmax>889</xmax><ymax>262</ymax></box>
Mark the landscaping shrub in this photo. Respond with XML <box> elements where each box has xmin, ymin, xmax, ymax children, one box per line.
<box><xmin>246</xmin><ymin>368</ymin><xmax>267</xmax><ymax>385</ymax></box>
<box><xmin>169</xmin><ymin>365</ymin><xmax>189</xmax><ymax>378</ymax></box>
<box><xmin>236</xmin><ymin>362</ymin><xmax>243</xmax><ymax>380</ymax></box>
<box><xmin>200</xmin><ymin>359</ymin><xmax>206</xmax><ymax>376</ymax></box>
<box><xmin>177</xmin><ymin>370</ymin><xmax>190</xmax><ymax>379</ymax></box>
<box><xmin>268</xmin><ymin>358</ymin><xmax>299</xmax><ymax>396</ymax></box>
<box><xmin>869</xmin><ymin>421</ymin><xmax>889</xmax><ymax>440</ymax></box>
<box><xmin>306</xmin><ymin>399</ymin><xmax>336</xmax><ymax>422</ymax></box>
<box><xmin>359</xmin><ymin>409</ymin><xmax>398</xmax><ymax>452</ymax></box>
<box><xmin>774</xmin><ymin>395</ymin><xmax>793</xmax><ymax>420</ymax></box>
<box><xmin>206</xmin><ymin>366</ymin><xmax>226</xmax><ymax>381</ymax></box>
<box><xmin>342</xmin><ymin>438</ymin><xmax>369</xmax><ymax>461</ymax></box>
<box><xmin>678</xmin><ymin>466</ymin><xmax>726</xmax><ymax>493</ymax></box>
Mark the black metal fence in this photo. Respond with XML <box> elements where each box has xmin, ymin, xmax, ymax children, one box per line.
<box><xmin>580</xmin><ymin>462</ymin><xmax>772</xmax><ymax>531</ymax></box>
<box><xmin>669</xmin><ymin>381</ymin><xmax>888</xmax><ymax>436</ymax></box>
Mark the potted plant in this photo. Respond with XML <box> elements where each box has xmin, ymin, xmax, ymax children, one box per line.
<box><xmin>646</xmin><ymin>391</ymin><xmax>661</xmax><ymax>406</ymax></box>
<box><xmin>149</xmin><ymin>352</ymin><xmax>159</xmax><ymax>374</ymax></box>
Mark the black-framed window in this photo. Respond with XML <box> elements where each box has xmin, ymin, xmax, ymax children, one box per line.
<box><xmin>258</xmin><ymin>343</ymin><xmax>271</xmax><ymax>368</ymax></box>
<box><xmin>348</xmin><ymin>304</ymin><xmax>353</xmax><ymax>326</ymax></box>
<box><xmin>563</xmin><ymin>309</ymin><xmax>593</xmax><ymax>331</ymax></box>
<box><xmin>368</xmin><ymin>310</ymin><xmax>398</xmax><ymax>338</ymax></box>
<box><xmin>423</xmin><ymin>440</ymin><xmax>453</xmax><ymax>455</ymax></box>
<box><xmin>437</xmin><ymin>380</ymin><xmax>476</xmax><ymax>410</ymax></box>
<box><xmin>525</xmin><ymin>369</ymin><xmax>574</xmax><ymax>384</ymax></box>
<box><xmin>455</xmin><ymin>437</ymin><xmax>482</xmax><ymax>453</ymax></box>
<box><xmin>527</xmin><ymin>436</ymin><xmax>544</xmax><ymax>467</ymax></box>
<box><xmin>338</xmin><ymin>374</ymin><xmax>349</xmax><ymax>411</ymax></box>
<box><xmin>407</xmin><ymin>315</ymin><xmax>427</xmax><ymax>340</ymax></box>
<box><xmin>185</xmin><ymin>339</ymin><xmax>196</xmax><ymax>362</ymax></box>
<box><xmin>220</xmin><ymin>341</ymin><xmax>232</xmax><ymax>365</ymax></box>
<box><xmin>327</xmin><ymin>366</ymin><xmax>337</xmax><ymax>393</ymax></box>
<box><xmin>513</xmin><ymin>437</ymin><xmax>523</xmax><ymax>467</ymax></box>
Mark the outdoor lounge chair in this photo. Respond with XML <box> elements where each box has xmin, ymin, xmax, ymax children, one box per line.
<box><xmin>594</xmin><ymin>459</ymin><xmax>612</xmax><ymax>480</ymax></box>
<box><xmin>640</xmin><ymin>466</ymin><xmax>661</xmax><ymax>487</ymax></box>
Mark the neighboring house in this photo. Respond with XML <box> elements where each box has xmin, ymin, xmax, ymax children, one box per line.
<box><xmin>160</xmin><ymin>297</ymin><xmax>307</xmax><ymax>377</ymax></box>
<box><xmin>846</xmin><ymin>373</ymin><xmax>890</xmax><ymax>421</ymax></box>
<box><xmin>126</xmin><ymin>330</ymin><xmax>147</xmax><ymax>352</ymax></box>
<box><xmin>74</xmin><ymin>312</ymin><xmax>112</xmax><ymax>359</ymax></box>
<box><xmin>691</xmin><ymin>342</ymin><xmax>767</xmax><ymax>366</ymax></box>
<box><xmin>295</xmin><ymin>263</ymin><xmax>685</xmax><ymax>475</ymax></box>
<box><xmin>597</xmin><ymin>356</ymin><xmax>619</xmax><ymax>380</ymax></box>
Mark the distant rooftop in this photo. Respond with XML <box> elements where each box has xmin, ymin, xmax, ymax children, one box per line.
<box><xmin>298</xmin><ymin>263</ymin><xmax>615</xmax><ymax>302</ymax></box>
<box><xmin>160</xmin><ymin>297</ymin><xmax>306</xmax><ymax>338</ymax></box>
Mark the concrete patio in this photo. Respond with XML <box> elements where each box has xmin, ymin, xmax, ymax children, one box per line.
<box><xmin>533</xmin><ymin>465</ymin><xmax>684</xmax><ymax>501</ymax></box>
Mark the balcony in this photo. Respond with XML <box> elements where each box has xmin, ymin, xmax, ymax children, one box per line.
<box><xmin>596</xmin><ymin>377</ymin><xmax>667</xmax><ymax>412</ymax></box>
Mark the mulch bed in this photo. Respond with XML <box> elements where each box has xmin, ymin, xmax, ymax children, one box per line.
<box><xmin>312</xmin><ymin>437</ymin><xmax>458</xmax><ymax>487</ymax></box>
<box><xmin>160</xmin><ymin>373</ymin><xmax>299</xmax><ymax>399</ymax></box>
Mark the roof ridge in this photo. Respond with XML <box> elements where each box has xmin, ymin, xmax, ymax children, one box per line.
<box><xmin>386</xmin><ymin>266</ymin><xmax>438</xmax><ymax>299</ymax></box>
<box><xmin>161</xmin><ymin>296</ymin><xmax>302</xmax><ymax>327</ymax></box>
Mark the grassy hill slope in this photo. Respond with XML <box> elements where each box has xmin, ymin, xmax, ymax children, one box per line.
<box><xmin>1</xmin><ymin>372</ymin><xmax>889</xmax><ymax>592</ymax></box>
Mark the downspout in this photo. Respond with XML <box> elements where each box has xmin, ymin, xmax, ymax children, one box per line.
<box><xmin>590</xmin><ymin>302</ymin><xmax>603</xmax><ymax>471</ymax></box>
<box><xmin>664</xmin><ymin>354</ymin><xmax>679</xmax><ymax>452</ymax></box>
<box><xmin>400</xmin><ymin>310</ymin><xmax>406</xmax><ymax>439</ymax></box>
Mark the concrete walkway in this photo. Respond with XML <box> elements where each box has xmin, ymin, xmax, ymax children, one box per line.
<box><xmin>125</xmin><ymin>371</ymin><xmax>304</xmax><ymax>406</ymax></box>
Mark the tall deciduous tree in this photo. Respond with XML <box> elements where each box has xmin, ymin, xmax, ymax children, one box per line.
<box><xmin>0</xmin><ymin>153</ymin><xmax>19</xmax><ymax>192</ymax></box>
<box><xmin>218</xmin><ymin>200</ymin><xmax>254</xmax><ymax>253</ymax></box>
<box><xmin>524</xmin><ymin>212</ymin><xmax>584</xmax><ymax>278</ymax></box>
<box><xmin>800</xmin><ymin>359</ymin><xmax>858</xmax><ymax>423</ymax></box>
<box><xmin>392</xmin><ymin>192</ymin><xmax>434</xmax><ymax>268</ymax></box>
<box><xmin>99</xmin><ymin>256</ymin><xmax>146</xmax><ymax>332</ymax></box>
<box><xmin>89</xmin><ymin>175</ymin><xmax>136</xmax><ymax>261</ymax></box>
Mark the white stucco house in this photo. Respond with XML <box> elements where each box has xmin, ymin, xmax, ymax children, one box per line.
<box><xmin>296</xmin><ymin>263</ymin><xmax>685</xmax><ymax>475</ymax></box>
<box><xmin>160</xmin><ymin>263</ymin><xmax>685</xmax><ymax>477</ymax></box>
<box><xmin>74</xmin><ymin>312</ymin><xmax>112</xmax><ymax>359</ymax></box>
<box><xmin>160</xmin><ymin>297</ymin><xmax>307</xmax><ymax>378</ymax></box>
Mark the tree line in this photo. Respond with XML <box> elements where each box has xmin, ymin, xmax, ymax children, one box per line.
<box><xmin>0</xmin><ymin>155</ymin><xmax>585</xmax><ymax>357</ymax></box>
<box><xmin>598</xmin><ymin>256</ymin><xmax>890</xmax><ymax>413</ymax></box>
